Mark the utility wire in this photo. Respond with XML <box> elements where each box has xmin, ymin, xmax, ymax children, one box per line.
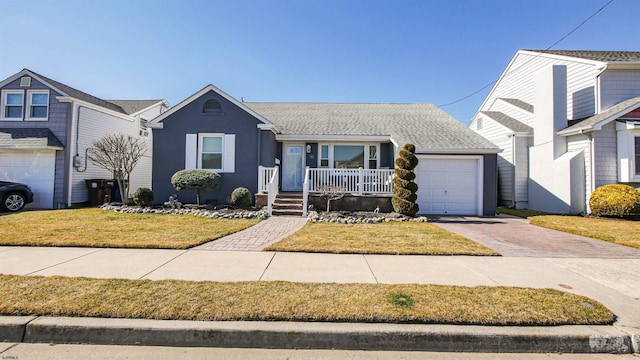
<box><xmin>438</xmin><ymin>0</ymin><xmax>615</xmax><ymax>108</ymax></box>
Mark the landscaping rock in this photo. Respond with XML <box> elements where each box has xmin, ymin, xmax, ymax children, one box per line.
<box><xmin>101</xmin><ymin>204</ymin><xmax>268</xmax><ymax>220</ymax></box>
<box><xmin>307</xmin><ymin>210</ymin><xmax>428</xmax><ymax>223</ymax></box>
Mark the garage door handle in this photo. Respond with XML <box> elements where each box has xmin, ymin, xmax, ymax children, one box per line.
<box><xmin>444</xmin><ymin>190</ymin><xmax>448</xmax><ymax>195</ymax></box>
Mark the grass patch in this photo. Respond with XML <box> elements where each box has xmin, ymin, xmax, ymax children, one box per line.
<box><xmin>529</xmin><ymin>215</ymin><xmax>640</xmax><ymax>250</ymax></box>
<box><xmin>0</xmin><ymin>208</ymin><xmax>259</xmax><ymax>249</ymax></box>
<box><xmin>498</xmin><ymin>207</ymin><xmax>549</xmax><ymax>218</ymax></box>
<box><xmin>265</xmin><ymin>222</ymin><xmax>498</xmax><ymax>255</ymax></box>
<box><xmin>0</xmin><ymin>274</ymin><xmax>613</xmax><ymax>326</ymax></box>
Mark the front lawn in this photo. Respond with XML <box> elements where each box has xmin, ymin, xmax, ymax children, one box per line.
<box><xmin>529</xmin><ymin>215</ymin><xmax>640</xmax><ymax>250</ymax></box>
<box><xmin>0</xmin><ymin>275</ymin><xmax>613</xmax><ymax>326</ymax></box>
<box><xmin>265</xmin><ymin>222</ymin><xmax>499</xmax><ymax>256</ymax></box>
<box><xmin>0</xmin><ymin>208</ymin><xmax>259</xmax><ymax>249</ymax></box>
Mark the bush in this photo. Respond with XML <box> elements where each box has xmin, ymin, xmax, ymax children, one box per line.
<box><xmin>230</xmin><ymin>187</ymin><xmax>252</xmax><ymax>208</ymax></box>
<box><xmin>133</xmin><ymin>188</ymin><xmax>154</xmax><ymax>207</ymax></box>
<box><xmin>392</xmin><ymin>143</ymin><xmax>419</xmax><ymax>216</ymax></box>
<box><xmin>589</xmin><ymin>184</ymin><xmax>640</xmax><ymax>217</ymax></box>
<box><xmin>171</xmin><ymin>169</ymin><xmax>220</xmax><ymax>205</ymax></box>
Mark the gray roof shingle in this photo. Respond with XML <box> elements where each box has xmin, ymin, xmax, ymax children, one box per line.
<box><xmin>244</xmin><ymin>102</ymin><xmax>499</xmax><ymax>151</ymax></box>
<box><xmin>528</xmin><ymin>50</ymin><xmax>640</xmax><ymax>62</ymax></box>
<box><xmin>481</xmin><ymin>111</ymin><xmax>533</xmax><ymax>133</ymax></box>
<box><xmin>500</xmin><ymin>98</ymin><xmax>534</xmax><ymax>113</ymax></box>
<box><xmin>107</xmin><ymin>100</ymin><xmax>165</xmax><ymax>115</ymax></box>
<box><xmin>560</xmin><ymin>96</ymin><xmax>640</xmax><ymax>133</ymax></box>
<box><xmin>0</xmin><ymin>128</ymin><xmax>64</xmax><ymax>149</ymax></box>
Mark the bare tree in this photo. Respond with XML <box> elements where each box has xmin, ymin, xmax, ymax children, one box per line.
<box><xmin>318</xmin><ymin>184</ymin><xmax>345</xmax><ymax>212</ymax></box>
<box><xmin>87</xmin><ymin>133</ymin><xmax>146</xmax><ymax>203</ymax></box>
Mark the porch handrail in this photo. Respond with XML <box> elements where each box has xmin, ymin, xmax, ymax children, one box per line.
<box><xmin>258</xmin><ymin>166</ymin><xmax>276</xmax><ymax>194</ymax></box>
<box><xmin>307</xmin><ymin>168</ymin><xmax>394</xmax><ymax>195</ymax></box>
<box><xmin>267</xmin><ymin>166</ymin><xmax>279</xmax><ymax>217</ymax></box>
<box><xmin>302</xmin><ymin>166</ymin><xmax>310</xmax><ymax>216</ymax></box>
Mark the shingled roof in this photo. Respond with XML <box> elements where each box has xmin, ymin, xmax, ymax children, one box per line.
<box><xmin>528</xmin><ymin>50</ymin><xmax>640</xmax><ymax>62</ymax></box>
<box><xmin>481</xmin><ymin>111</ymin><xmax>533</xmax><ymax>133</ymax></box>
<box><xmin>0</xmin><ymin>128</ymin><xmax>64</xmax><ymax>149</ymax></box>
<box><xmin>244</xmin><ymin>102</ymin><xmax>499</xmax><ymax>152</ymax></box>
<box><xmin>559</xmin><ymin>96</ymin><xmax>640</xmax><ymax>134</ymax></box>
<box><xmin>107</xmin><ymin>100</ymin><xmax>165</xmax><ymax>115</ymax></box>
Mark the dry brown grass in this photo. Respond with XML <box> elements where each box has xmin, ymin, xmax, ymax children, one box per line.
<box><xmin>0</xmin><ymin>208</ymin><xmax>259</xmax><ymax>249</ymax></box>
<box><xmin>0</xmin><ymin>275</ymin><xmax>613</xmax><ymax>325</ymax></box>
<box><xmin>265</xmin><ymin>222</ymin><xmax>498</xmax><ymax>255</ymax></box>
<box><xmin>529</xmin><ymin>215</ymin><xmax>640</xmax><ymax>250</ymax></box>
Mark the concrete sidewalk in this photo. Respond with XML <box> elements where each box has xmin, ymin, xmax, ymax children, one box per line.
<box><xmin>0</xmin><ymin>246</ymin><xmax>639</xmax><ymax>352</ymax></box>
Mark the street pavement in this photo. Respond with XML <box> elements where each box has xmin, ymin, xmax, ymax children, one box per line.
<box><xmin>0</xmin><ymin>215</ymin><xmax>639</xmax><ymax>353</ymax></box>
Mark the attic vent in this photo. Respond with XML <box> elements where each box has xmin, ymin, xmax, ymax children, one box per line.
<box><xmin>20</xmin><ymin>77</ymin><xmax>31</xmax><ymax>87</ymax></box>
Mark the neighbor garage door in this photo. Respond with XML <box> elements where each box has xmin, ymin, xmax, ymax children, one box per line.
<box><xmin>415</xmin><ymin>156</ymin><xmax>482</xmax><ymax>215</ymax></box>
<box><xmin>0</xmin><ymin>150</ymin><xmax>56</xmax><ymax>209</ymax></box>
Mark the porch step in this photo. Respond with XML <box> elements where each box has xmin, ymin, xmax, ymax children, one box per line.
<box><xmin>272</xmin><ymin>194</ymin><xmax>304</xmax><ymax>216</ymax></box>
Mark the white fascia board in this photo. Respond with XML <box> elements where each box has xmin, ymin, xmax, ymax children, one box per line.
<box><xmin>0</xmin><ymin>69</ymin><xmax>69</xmax><ymax>96</ymax></box>
<box><xmin>56</xmin><ymin>96</ymin><xmax>135</xmax><ymax>121</ymax></box>
<box><xmin>146</xmin><ymin>122</ymin><xmax>164</xmax><ymax>129</ymax></box>
<box><xmin>1</xmin><ymin>144</ymin><xmax>64</xmax><ymax>151</ymax></box>
<box><xmin>605</xmin><ymin>62</ymin><xmax>640</xmax><ymax>70</ymax></box>
<box><xmin>257</xmin><ymin>123</ymin><xmax>275</xmax><ymax>130</ymax></box>
<box><xmin>148</xmin><ymin>84</ymin><xmax>272</xmax><ymax>125</ymax></box>
<box><xmin>275</xmin><ymin>134</ymin><xmax>391</xmax><ymax>142</ymax></box>
<box><xmin>558</xmin><ymin>108</ymin><xmax>640</xmax><ymax>136</ymax></box>
<box><xmin>129</xmin><ymin>100</ymin><xmax>171</xmax><ymax>117</ymax></box>
<box><xmin>415</xmin><ymin>147</ymin><xmax>502</xmax><ymax>154</ymax></box>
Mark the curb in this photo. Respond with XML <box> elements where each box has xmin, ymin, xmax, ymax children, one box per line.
<box><xmin>1</xmin><ymin>316</ymin><xmax>637</xmax><ymax>353</ymax></box>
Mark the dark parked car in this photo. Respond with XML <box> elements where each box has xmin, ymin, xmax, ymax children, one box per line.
<box><xmin>0</xmin><ymin>181</ymin><xmax>34</xmax><ymax>212</ymax></box>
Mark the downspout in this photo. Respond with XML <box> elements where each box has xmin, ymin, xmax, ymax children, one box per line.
<box><xmin>66</xmin><ymin>103</ymin><xmax>79</xmax><ymax>207</ymax></box>
<box><xmin>582</xmin><ymin>129</ymin><xmax>596</xmax><ymax>214</ymax></box>
<box><xmin>511</xmin><ymin>133</ymin><xmax>516</xmax><ymax>208</ymax></box>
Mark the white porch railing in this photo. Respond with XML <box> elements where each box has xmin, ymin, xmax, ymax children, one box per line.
<box><xmin>258</xmin><ymin>165</ymin><xmax>277</xmax><ymax>194</ymax></box>
<box><xmin>259</xmin><ymin>166</ymin><xmax>393</xmax><ymax>217</ymax></box>
<box><xmin>307</xmin><ymin>168</ymin><xmax>394</xmax><ymax>195</ymax></box>
<box><xmin>266</xmin><ymin>166</ymin><xmax>279</xmax><ymax>217</ymax></box>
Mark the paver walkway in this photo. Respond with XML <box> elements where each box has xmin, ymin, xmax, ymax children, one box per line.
<box><xmin>430</xmin><ymin>215</ymin><xmax>640</xmax><ymax>258</ymax></box>
<box><xmin>193</xmin><ymin>216</ymin><xmax>308</xmax><ymax>251</ymax></box>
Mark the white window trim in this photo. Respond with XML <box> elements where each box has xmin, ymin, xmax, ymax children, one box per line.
<box><xmin>317</xmin><ymin>143</ymin><xmax>380</xmax><ymax>169</ymax></box>
<box><xmin>1</xmin><ymin>89</ymin><xmax>25</xmax><ymax>121</ymax></box>
<box><xmin>26</xmin><ymin>89</ymin><xmax>49</xmax><ymax>121</ymax></box>
<box><xmin>616</xmin><ymin>122</ymin><xmax>640</xmax><ymax>182</ymax></box>
<box><xmin>197</xmin><ymin>133</ymin><xmax>224</xmax><ymax>172</ymax></box>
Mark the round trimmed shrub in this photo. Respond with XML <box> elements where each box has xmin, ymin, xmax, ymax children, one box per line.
<box><xmin>589</xmin><ymin>184</ymin><xmax>640</xmax><ymax>217</ymax></box>
<box><xmin>171</xmin><ymin>169</ymin><xmax>220</xmax><ymax>205</ymax></box>
<box><xmin>392</xmin><ymin>143</ymin><xmax>419</xmax><ymax>216</ymax></box>
<box><xmin>133</xmin><ymin>187</ymin><xmax>154</xmax><ymax>207</ymax></box>
<box><xmin>230</xmin><ymin>187</ymin><xmax>252</xmax><ymax>208</ymax></box>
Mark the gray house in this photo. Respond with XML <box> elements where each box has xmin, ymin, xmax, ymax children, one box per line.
<box><xmin>149</xmin><ymin>85</ymin><xmax>500</xmax><ymax>216</ymax></box>
<box><xmin>0</xmin><ymin>69</ymin><xmax>169</xmax><ymax>209</ymax></box>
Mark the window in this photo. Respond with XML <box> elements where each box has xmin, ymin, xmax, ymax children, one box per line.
<box><xmin>334</xmin><ymin>145</ymin><xmax>365</xmax><ymax>168</ymax></box>
<box><xmin>369</xmin><ymin>145</ymin><xmax>378</xmax><ymax>169</ymax></box>
<box><xmin>635</xmin><ymin>137</ymin><xmax>640</xmax><ymax>175</ymax></box>
<box><xmin>203</xmin><ymin>99</ymin><xmax>222</xmax><ymax>114</ymax></box>
<box><xmin>320</xmin><ymin>145</ymin><xmax>329</xmax><ymax>167</ymax></box>
<box><xmin>1</xmin><ymin>90</ymin><xmax>24</xmax><ymax>120</ymax></box>
<box><xmin>26</xmin><ymin>90</ymin><xmax>49</xmax><ymax>120</ymax></box>
<box><xmin>199</xmin><ymin>134</ymin><xmax>223</xmax><ymax>171</ymax></box>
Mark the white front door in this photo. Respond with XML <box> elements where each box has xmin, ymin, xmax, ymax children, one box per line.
<box><xmin>283</xmin><ymin>144</ymin><xmax>304</xmax><ymax>191</ymax></box>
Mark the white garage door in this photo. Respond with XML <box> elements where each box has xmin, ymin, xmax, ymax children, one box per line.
<box><xmin>0</xmin><ymin>150</ymin><xmax>56</xmax><ymax>209</ymax></box>
<box><xmin>415</xmin><ymin>156</ymin><xmax>482</xmax><ymax>215</ymax></box>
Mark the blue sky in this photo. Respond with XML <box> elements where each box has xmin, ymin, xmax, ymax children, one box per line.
<box><xmin>1</xmin><ymin>0</ymin><xmax>637</xmax><ymax>124</ymax></box>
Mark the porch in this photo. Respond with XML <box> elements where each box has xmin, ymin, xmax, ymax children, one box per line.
<box><xmin>258</xmin><ymin>166</ymin><xmax>394</xmax><ymax>216</ymax></box>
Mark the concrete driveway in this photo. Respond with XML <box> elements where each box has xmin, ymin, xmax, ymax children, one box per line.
<box><xmin>429</xmin><ymin>215</ymin><xmax>640</xmax><ymax>258</ymax></box>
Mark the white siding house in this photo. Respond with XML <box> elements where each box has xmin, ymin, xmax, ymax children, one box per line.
<box><xmin>470</xmin><ymin>50</ymin><xmax>640</xmax><ymax>214</ymax></box>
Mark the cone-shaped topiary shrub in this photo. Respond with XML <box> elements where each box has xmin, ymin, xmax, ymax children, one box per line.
<box><xmin>392</xmin><ymin>143</ymin><xmax>419</xmax><ymax>216</ymax></box>
<box><xmin>589</xmin><ymin>184</ymin><xmax>640</xmax><ymax>217</ymax></box>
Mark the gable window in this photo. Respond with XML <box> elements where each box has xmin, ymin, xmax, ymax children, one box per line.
<box><xmin>199</xmin><ymin>134</ymin><xmax>223</xmax><ymax>171</ymax></box>
<box><xmin>203</xmin><ymin>99</ymin><xmax>222</xmax><ymax>114</ymax></box>
<box><xmin>26</xmin><ymin>90</ymin><xmax>49</xmax><ymax>120</ymax></box>
<box><xmin>635</xmin><ymin>137</ymin><xmax>640</xmax><ymax>175</ymax></box>
<box><xmin>1</xmin><ymin>90</ymin><xmax>24</xmax><ymax>120</ymax></box>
